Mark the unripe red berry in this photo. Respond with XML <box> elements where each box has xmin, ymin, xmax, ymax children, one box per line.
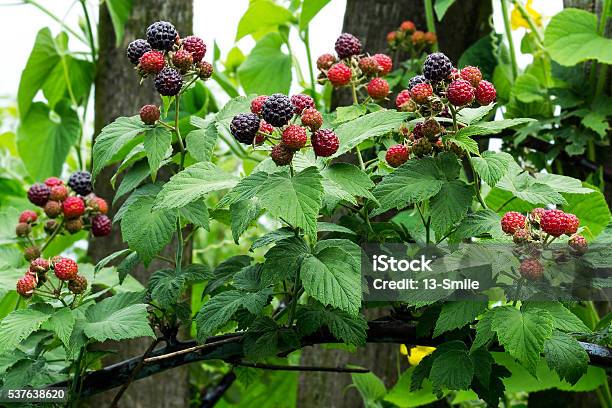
<box><xmin>197</xmin><ymin>61</ymin><xmax>213</xmax><ymax>79</ymax></box>
<box><xmin>91</xmin><ymin>215</ymin><xmax>112</xmax><ymax>237</ymax></box>
<box><xmin>301</xmin><ymin>108</ymin><xmax>323</xmax><ymax>131</ymax></box>
<box><xmin>460</xmin><ymin>66</ymin><xmax>482</xmax><ymax>87</ymax></box>
<box><xmin>139</xmin><ymin>50</ymin><xmax>165</xmax><ymax>74</ymax></box>
<box><xmin>410</xmin><ymin>83</ymin><xmax>433</xmax><ymax>104</ymax></box>
<box><xmin>140</xmin><ymin>105</ymin><xmax>160</xmax><ymax>125</ymax></box>
<box><xmin>44</xmin><ymin>201</ymin><xmax>63</xmax><ymax>219</ymax></box>
<box><xmin>250</xmin><ymin>95</ymin><xmax>268</xmax><ymax>116</ymax></box>
<box><xmin>327</xmin><ymin>63</ymin><xmax>352</xmax><ymax>87</ymax></box>
<box><xmin>568</xmin><ymin>234</ymin><xmax>588</xmax><ymax>254</ymax></box>
<box><xmin>520</xmin><ymin>258</ymin><xmax>544</xmax><ymax>281</ymax></box>
<box><xmin>400</xmin><ymin>21</ymin><xmax>416</xmax><ymax>33</ymax></box>
<box><xmin>501</xmin><ymin>211</ymin><xmax>526</xmax><ymax>234</ymax></box>
<box><xmin>316</xmin><ymin>53</ymin><xmax>336</xmax><ymax>70</ymax></box>
<box><xmin>386</xmin><ymin>145</ymin><xmax>409</xmax><ymax>168</ymax></box>
<box><xmin>366</xmin><ymin>78</ymin><xmax>390</xmax><ymax>100</ymax></box>
<box><xmin>30</xmin><ymin>258</ymin><xmax>50</xmax><ymax>274</ymax></box>
<box><xmin>53</xmin><ymin>257</ymin><xmax>78</xmax><ymax>281</ymax></box>
<box><xmin>358</xmin><ymin>57</ymin><xmax>379</xmax><ymax>76</ymax></box>
<box><xmin>16</xmin><ymin>274</ymin><xmax>37</xmax><ymax>298</ymax></box>
<box><xmin>181</xmin><ymin>35</ymin><xmax>206</xmax><ymax>62</ymax></box>
<box><xmin>290</xmin><ymin>94</ymin><xmax>315</xmax><ymax>114</ymax></box>
<box><xmin>172</xmin><ymin>49</ymin><xmax>194</xmax><ymax>73</ymax></box>
<box><xmin>540</xmin><ymin>209</ymin><xmax>567</xmax><ymax>237</ymax></box>
<box><xmin>281</xmin><ymin>125</ymin><xmax>308</xmax><ymax>150</ymax></box>
<box><xmin>372</xmin><ymin>54</ymin><xmax>393</xmax><ymax>75</ymax></box>
<box><xmin>63</xmin><ymin>196</ymin><xmax>85</xmax><ymax>219</ymax></box>
<box><xmin>44</xmin><ymin>177</ymin><xmax>63</xmax><ymax>187</ymax></box>
<box><xmin>475</xmin><ymin>80</ymin><xmax>496</xmax><ymax>105</ymax></box>
<box><xmin>68</xmin><ymin>274</ymin><xmax>88</xmax><ymax>294</ymax></box>
<box><xmin>270</xmin><ymin>144</ymin><xmax>294</xmax><ymax>166</ymax></box>
<box><xmin>19</xmin><ymin>210</ymin><xmax>38</xmax><ymax>224</ymax></box>
<box><xmin>447</xmin><ymin>80</ymin><xmax>475</xmax><ymax>106</ymax></box>
<box><xmin>311</xmin><ymin>129</ymin><xmax>339</xmax><ymax>157</ymax></box>
<box><xmin>513</xmin><ymin>228</ymin><xmax>531</xmax><ymax>244</ymax></box>
<box><xmin>564</xmin><ymin>213</ymin><xmax>580</xmax><ymax>235</ymax></box>
<box><xmin>49</xmin><ymin>185</ymin><xmax>69</xmax><ymax>202</ymax></box>
<box><xmin>395</xmin><ymin>90</ymin><xmax>411</xmax><ymax>110</ymax></box>
<box><xmin>88</xmin><ymin>196</ymin><xmax>109</xmax><ymax>215</ymax></box>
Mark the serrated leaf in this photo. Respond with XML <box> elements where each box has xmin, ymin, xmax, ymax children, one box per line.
<box><xmin>433</xmin><ymin>298</ymin><xmax>488</xmax><ymax>337</ymax></box>
<box><xmin>43</xmin><ymin>307</ymin><xmax>75</xmax><ymax>348</ymax></box>
<box><xmin>491</xmin><ymin>306</ymin><xmax>554</xmax><ymax>374</ymax></box>
<box><xmin>522</xmin><ymin>302</ymin><xmax>590</xmax><ymax>333</ymax></box>
<box><xmin>300</xmin><ymin>0</ymin><xmax>331</xmax><ymax>29</ymax></box>
<box><xmin>472</xmin><ymin>151</ymin><xmax>514</xmax><ymax>187</ymax></box>
<box><xmin>334</xmin><ymin>104</ymin><xmax>367</xmax><ymax>124</ymax></box>
<box><xmin>351</xmin><ymin>371</ymin><xmax>387</xmax><ymax>405</ymax></box>
<box><xmin>121</xmin><ymin>195</ymin><xmax>177</xmax><ymax>265</ymax></box>
<box><xmin>262</xmin><ymin>236</ymin><xmax>310</xmax><ymax>285</ymax></box>
<box><xmin>243</xmin><ymin>317</ymin><xmax>299</xmax><ymax>359</ymax></box>
<box><xmin>456</xmin><ymin>104</ymin><xmax>496</xmax><ymax>125</ymax></box>
<box><xmin>471</xmin><ymin>310</ymin><xmax>496</xmax><ymax>352</ymax></box>
<box><xmin>429</xmin><ymin>180</ymin><xmax>474</xmax><ymax>236</ymax></box>
<box><xmin>143</xmin><ymin>127</ymin><xmax>172</xmax><ymax>181</ymax></box>
<box><xmin>444</xmin><ymin>133</ymin><xmax>479</xmax><ymax>155</ymax></box>
<box><xmin>0</xmin><ymin>309</ymin><xmax>51</xmax><ymax>352</ymax></box>
<box><xmin>180</xmin><ymin>200</ymin><xmax>210</xmax><ymax>230</ymax></box>
<box><xmin>217</xmin><ymin>171</ymin><xmax>270</xmax><ymax>208</ymax></box>
<box><xmin>92</xmin><ymin>116</ymin><xmax>147</xmax><ymax>178</ymax></box>
<box><xmin>94</xmin><ymin>248</ymin><xmax>131</xmax><ymax>273</ymax></box>
<box><xmin>84</xmin><ymin>293</ymin><xmax>154</xmax><ymax>342</ymax></box>
<box><xmin>372</xmin><ymin>157</ymin><xmax>444</xmax><ymax>216</ymax></box>
<box><xmin>186</xmin><ymin>117</ymin><xmax>218</xmax><ymax>162</ymax></box>
<box><xmin>230</xmin><ymin>198</ymin><xmax>262</xmax><ymax>243</ymax></box>
<box><xmin>204</xmin><ymin>255</ymin><xmax>252</xmax><ymax>296</ymax></box>
<box><xmin>430</xmin><ymin>344</ymin><xmax>474</xmax><ymax>391</ymax></box>
<box><xmin>534</xmin><ymin>173</ymin><xmax>594</xmax><ymax>194</ymax></box>
<box><xmin>300</xmin><ymin>239</ymin><xmax>362</xmax><ymax>315</ymax></box>
<box><xmin>114</xmin><ymin>160</ymin><xmax>150</xmax><ymax>205</ymax></box>
<box><xmin>543</xmin><ymin>331</ymin><xmax>589</xmax><ymax>384</ymax></box>
<box><xmin>296</xmin><ymin>305</ymin><xmax>367</xmax><ymax>345</ymax></box>
<box><xmin>257</xmin><ymin>167</ymin><xmax>323</xmax><ymax>238</ymax></box>
<box><xmin>322</xmin><ymin>163</ymin><xmax>376</xmax><ymax>201</ymax></box>
<box><xmin>455</xmin><ymin>118</ymin><xmax>534</xmax><ymax>138</ymax></box>
<box><xmin>563</xmin><ymin>185</ymin><xmax>611</xmax><ymax>238</ymax></box>
<box><xmin>117</xmin><ymin>252</ymin><xmax>140</xmax><ymax>284</ymax></box>
<box><xmin>154</xmin><ymin>162</ymin><xmax>238</xmax><ymax>210</ymax></box>
<box><xmin>250</xmin><ymin>227</ymin><xmax>294</xmax><ymax>251</ymax></box>
<box><xmin>451</xmin><ymin>210</ymin><xmax>504</xmax><ymax>242</ymax></box>
<box><xmin>236</xmin><ymin>1</ymin><xmax>294</xmax><ymax>40</ymax></box>
<box><xmin>496</xmin><ymin>168</ymin><xmax>566</xmax><ymax>206</ymax></box>
<box><xmin>317</xmin><ymin>222</ymin><xmax>356</xmax><ymax>235</ymax></box>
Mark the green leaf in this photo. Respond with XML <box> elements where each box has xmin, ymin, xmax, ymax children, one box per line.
<box><xmin>471</xmin><ymin>311</ymin><xmax>496</xmax><ymax>351</ymax></box>
<box><xmin>84</xmin><ymin>293</ymin><xmax>154</xmax><ymax>342</ymax></box>
<box><xmin>472</xmin><ymin>151</ymin><xmax>514</xmax><ymax>187</ymax></box>
<box><xmin>445</xmin><ymin>133</ymin><xmax>479</xmax><ymax>155</ymax></box>
<box><xmin>451</xmin><ymin>209</ymin><xmax>504</xmax><ymax>242</ymax></box>
<box><xmin>149</xmin><ymin>265</ymin><xmax>210</xmax><ymax>308</ymax></box>
<box><xmin>351</xmin><ymin>371</ymin><xmax>387</xmax><ymax>406</ymax></box>
<box><xmin>433</xmin><ymin>298</ymin><xmax>488</xmax><ymax>337</ymax></box>
<box><xmin>317</xmin><ymin>222</ymin><xmax>356</xmax><ymax>235</ymax></box>
<box><xmin>371</xmin><ymin>157</ymin><xmax>444</xmax><ymax>216</ymax></box>
<box><xmin>0</xmin><ymin>309</ymin><xmax>51</xmax><ymax>352</ymax></box>
<box><xmin>143</xmin><ymin>127</ymin><xmax>172</xmax><ymax>181</ymax></box>
<box><xmin>217</xmin><ymin>171</ymin><xmax>270</xmax><ymax>208</ymax></box>
<box><xmin>544</xmin><ymin>331</ymin><xmax>589</xmax><ymax>384</ymax></box>
<box><xmin>534</xmin><ymin>173</ymin><xmax>594</xmax><ymax>194</ymax></box>
<box><xmin>512</xmin><ymin>73</ymin><xmax>547</xmax><ymax>103</ymax></box>
<box><xmin>296</xmin><ymin>304</ymin><xmax>368</xmax><ymax>345</ymax></box>
<box><xmin>243</xmin><ymin>317</ymin><xmax>299</xmax><ymax>359</ymax></box>
<box><xmin>230</xmin><ymin>198</ymin><xmax>262</xmax><ymax>243</ymax></box>
<box><xmin>522</xmin><ymin>302</ymin><xmax>591</xmax><ymax>333</ymax></box>
<box><xmin>429</xmin><ymin>180</ymin><xmax>473</xmax><ymax>236</ymax></box>
<box><xmin>262</xmin><ymin>236</ymin><xmax>310</xmax><ymax>285</ymax></box>
<box><xmin>196</xmin><ymin>290</ymin><xmax>269</xmax><ymax>340</ymax></box>
<box><xmin>257</xmin><ymin>167</ymin><xmax>323</xmax><ymax>238</ymax></box>
<box><xmin>121</xmin><ymin>195</ymin><xmax>177</xmax><ymax>265</ymax></box>
<box><xmin>544</xmin><ymin>8</ymin><xmax>612</xmax><ymax>66</ymax></box>
<box><xmin>17</xmin><ymin>101</ymin><xmax>80</xmax><ymax>180</ymax></box>
<box><xmin>455</xmin><ymin>118</ymin><xmax>534</xmax><ymax>138</ymax></box>
<box><xmin>154</xmin><ymin>162</ymin><xmax>238</xmax><ymax>210</ymax></box>
<box><xmin>322</xmin><ymin>163</ymin><xmax>376</xmax><ymax>201</ymax></box>
<box><xmin>204</xmin><ymin>255</ymin><xmax>252</xmax><ymax>296</ymax></box>
<box><xmin>105</xmin><ymin>0</ymin><xmax>133</xmax><ymax>47</ymax></box>
<box><xmin>43</xmin><ymin>307</ymin><xmax>75</xmax><ymax>348</ymax></box>
<box><xmin>434</xmin><ymin>0</ymin><xmax>456</xmax><ymax>20</ymax></box>
<box><xmin>92</xmin><ymin>116</ymin><xmax>148</xmax><ymax>178</ymax></box>
<box><xmin>333</xmin><ymin>110</ymin><xmax>408</xmax><ymax>157</ymax></box>
<box><xmin>300</xmin><ymin>0</ymin><xmax>331</xmax><ymax>29</ymax></box>
<box><xmin>430</xmin><ymin>343</ymin><xmax>474</xmax><ymax>391</ymax></box>
<box><xmin>237</xmin><ymin>33</ymin><xmax>292</xmax><ymax>95</ymax></box>
<box><xmin>186</xmin><ymin>117</ymin><xmax>218</xmax><ymax>162</ymax></box>
<box><xmin>180</xmin><ymin>200</ymin><xmax>210</xmax><ymax>230</ymax></box>
<box><xmin>563</xmin><ymin>185</ymin><xmax>611</xmax><ymax>238</ymax></box>
<box><xmin>114</xmin><ymin>160</ymin><xmax>150</xmax><ymax>205</ymax></box>
<box><xmin>456</xmin><ymin>104</ymin><xmax>496</xmax><ymax>125</ymax></box>
<box><xmin>300</xmin><ymin>239</ymin><xmax>362</xmax><ymax>315</ymax></box>
<box><xmin>250</xmin><ymin>227</ymin><xmax>294</xmax><ymax>250</ymax></box>
<box><xmin>236</xmin><ymin>0</ymin><xmax>294</xmax><ymax>40</ymax></box>
<box><xmin>496</xmin><ymin>167</ymin><xmax>566</xmax><ymax>206</ymax></box>
<box><xmin>334</xmin><ymin>104</ymin><xmax>367</xmax><ymax>124</ymax></box>
<box><xmin>117</xmin><ymin>252</ymin><xmax>140</xmax><ymax>284</ymax></box>
<box><xmin>491</xmin><ymin>306</ymin><xmax>554</xmax><ymax>373</ymax></box>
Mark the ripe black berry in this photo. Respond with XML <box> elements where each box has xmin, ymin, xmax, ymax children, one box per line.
<box><xmin>154</xmin><ymin>67</ymin><xmax>183</xmax><ymax>96</ymax></box>
<box><xmin>127</xmin><ymin>39</ymin><xmax>152</xmax><ymax>65</ymax></box>
<box><xmin>423</xmin><ymin>52</ymin><xmax>453</xmax><ymax>82</ymax></box>
<box><xmin>27</xmin><ymin>183</ymin><xmax>51</xmax><ymax>206</ymax></box>
<box><xmin>261</xmin><ymin>94</ymin><xmax>294</xmax><ymax>127</ymax></box>
<box><xmin>334</xmin><ymin>33</ymin><xmax>361</xmax><ymax>59</ymax></box>
<box><xmin>68</xmin><ymin>171</ymin><xmax>93</xmax><ymax>196</ymax></box>
<box><xmin>146</xmin><ymin>21</ymin><xmax>178</xmax><ymax>51</ymax></box>
<box><xmin>230</xmin><ymin>113</ymin><xmax>260</xmax><ymax>144</ymax></box>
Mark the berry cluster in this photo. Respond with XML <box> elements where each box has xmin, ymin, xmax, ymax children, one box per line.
<box><xmin>16</xmin><ymin>256</ymin><xmax>87</xmax><ymax>299</ymax></box>
<box><xmin>126</xmin><ymin>21</ymin><xmax>213</xmax><ymax>98</ymax></box>
<box><xmin>386</xmin><ymin>20</ymin><xmax>437</xmax><ymax>55</ymax></box>
<box><xmin>316</xmin><ymin>33</ymin><xmax>393</xmax><ymax>101</ymax></box>
<box><xmin>385</xmin><ymin>53</ymin><xmax>497</xmax><ymax>168</ymax></box>
<box><xmin>230</xmin><ymin>94</ymin><xmax>339</xmax><ymax>166</ymax></box>
<box><xmin>17</xmin><ymin>171</ymin><xmax>111</xmax><ymax>262</ymax></box>
<box><xmin>500</xmin><ymin>209</ymin><xmax>587</xmax><ymax>281</ymax></box>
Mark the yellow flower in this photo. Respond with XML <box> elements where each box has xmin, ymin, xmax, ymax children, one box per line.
<box><xmin>400</xmin><ymin>345</ymin><xmax>436</xmax><ymax>365</ymax></box>
<box><xmin>510</xmin><ymin>0</ymin><xmax>542</xmax><ymax>30</ymax></box>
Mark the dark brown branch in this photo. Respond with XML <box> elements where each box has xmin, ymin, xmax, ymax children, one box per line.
<box><xmin>235</xmin><ymin>361</ymin><xmax>370</xmax><ymax>373</ymax></box>
<box><xmin>199</xmin><ymin>372</ymin><xmax>236</xmax><ymax>408</ymax></box>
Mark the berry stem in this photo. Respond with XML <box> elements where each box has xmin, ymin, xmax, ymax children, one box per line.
<box><xmin>355</xmin><ymin>145</ymin><xmax>365</xmax><ymax>171</ymax></box>
<box><xmin>423</xmin><ymin>0</ymin><xmax>438</xmax><ymax>52</ymax></box>
<box><xmin>500</xmin><ymin>0</ymin><xmax>519</xmax><ymax>80</ymax></box>
<box><xmin>23</xmin><ymin>0</ymin><xmax>88</xmax><ymax>44</ymax></box>
<box><xmin>301</xmin><ymin>28</ymin><xmax>319</xmax><ymax>107</ymax></box>
<box><xmin>467</xmin><ymin>155</ymin><xmax>488</xmax><ymax>209</ymax></box>
<box><xmin>78</xmin><ymin>0</ymin><xmax>97</xmax><ymax>63</ymax></box>
<box><xmin>41</xmin><ymin>219</ymin><xmax>65</xmax><ymax>252</ymax></box>
<box><xmin>174</xmin><ymin>97</ymin><xmax>186</xmax><ymax>169</ymax></box>
<box><xmin>350</xmin><ymin>82</ymin><xmax>359</xmax><ymax>105</ymax></box>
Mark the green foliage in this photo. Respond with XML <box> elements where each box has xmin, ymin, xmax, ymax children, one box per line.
<box><xmin>238</xmin><ymin>33</ymin><xmax>292</xmax><ymax>95</ymax></box>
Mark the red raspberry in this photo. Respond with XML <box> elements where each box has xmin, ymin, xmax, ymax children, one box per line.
<box><xmin>311</xmin><ymin>129</ymin><xmax>339</xmax><ymax>157</ymax></box>
<box><xmin>270</xmin><ymin>144</ymin><xmax>294</xmax><ymax>166</ymax></box>
<box><xmin>281</xmin><ymin>125</ymin><xmax>308</xmax><ymax>150</ymax></box>
<box><xmin>564</xmin><ymin>213</ymin><xmax>580</xmax><ymax>235</ymax></box>
<box><xmin>16</xmin><ymin>274</ymin><xmax>37</xmax><ymax>298</ymax></box>
<box><xmin>316</xmin><ymin>53</ymin><xmax>336</xmax><ymax>70</ymax></box>
<box><xmin>358</xmin><ymin>56</ymin><xmax>380</xmax><ymax>76</ymax></box>
<box><xmin>24</xmin><ymin>246</ymin><xmax>40</xmax><ymax>261</ymax></box>
<box><xmin>568</xmin><ymin>234</ymin><xmax>588</xmax><ymax>254</ymax></box>
<box><xmin>386</xmin><ymin>145</ymin><xmax>409</xmax><ymax>168</ymax></box>
<box><xmin>366</xmin><ymin>78</ymin><xmax>390</xmax><ymax>100</ymax></box>
<box><xmin>475</xmin><ymin>80</ymin><xmax>496</xmax><ymax>105</ymax></box>
<box><xmin>290</xmin><ymin>94</ymin><xmax>315</xmax><ymax>114</ymax></box>
<box><xmin>424</xmin><ymin>32</ymin><xmax>437</xmax><ymax>45</ymax></box>
<box><xmin>15</xmin><ymin>222</ymin><xmax>31</xmax><ymax>237</ymax></box>
<box><xmin>139</xmin><ymin>50</ymin><xmax>165</xmax><ymax>74</ymax></box>
<box><xmin>19</xmin><ymin>210</ymin><xmax>37</xmax><ymax>224</ymax></box>
<box><xmin>460</xmin><ymin>66</ymin><xmax>482</xmax><ymax>87</ymax></box>
<box><xmin>88</xmin><ymin>196</ymin><xmax>109</xmax><ymax>214</ymax></box>
<box><xmin>28</xmin><ymin>183</ymin><xmax>51</xmax><ymax>206</ymax></box>
<box><xmin>181</xmin><ymin>35</ymin><xmax>206</xmax><ymax>62</ymax></box>
<box><xmin>400</xmin><ymin>21</ymin><xmax>416</xmax><ymax>33</ymax></box>
<box><xmin>91</xmin><ymin>214</ymin><xmax>112</xmax><ymax>237</ymax></box>
<box><xmin>250</xmin><ymin>95</ymin><xmax>268</xmax><ymax>116</ymax></box>
<box><xmin>513</xmin><ymin>228</ymin><xmax>531</xmax><ymax>244</ymax></box>
<box><xmin>63</xmin><ymin>196</ymin><xmax>85</xmax><ymax>219</ymax></box>
<box><xmin>256</xmin><ymin>120</ymin><xmax>274</xmax><ymax>144</ymax></box>
<box><xmin>520</xmin><ymin>258</ymin><xmax>544</xmax><ymax>281</ymax></box>
<box><xmin>49</xmin><ymin>185</ymin><xmax>69</xmax><ymax>202</ymax></box>
<box><xmin>372</xmin><ymin>54</ymin><xmax>393</xmax><ymax>75</ymax></box>
<box><xmin>197</xmin><ymin>61</ymin><xmax>213</xmax><ymax>79</ymax></box>
<box><xmin>53</xmin><ymin>257</ymin><xmax>78</xmax><ymax>281</ymax></box>
<box><xmin>44</xmin><ymin>177</ymin><xmax>63</xmax><ymax>187</ymax></box>
<box><xmin>447</xmin><ymin>80</ymin><xmax>475</xmax><ymax>106</ymax></box>
<box><xmin>65</xmin><ymin>217</ymin><xmax>84</xmax><ymax>234</ymax></box>
<box><xmin>327</xmin><ymin>63</ymin><xmax>352</xmax><ymax>87</ymax></box>
<box><xmin>395</xmin><ymin>90</ymin><xmax>411</xmax><ymax>110</ymax></box>
<box><xmin>30</xmin><ymin>258</ymin><xmax>50</xmax><ymax>274</ymax></box>
<box><xmin>301</xmin><ymin>108</ymin><xmax>323</xmax><ymax>131</ymax></box>
<box><xmin>68</xmin><ymin>274</ymin><xmax>88</xmax><ymax>294</ymax></box>
<box><xmin>44</xmin><ymin>201</ymin><xmax>62</xmax><ymax>218</ymax></box>
<box><xmin>540</xmin><ymin>209</ymin><xmax>567</xmax><ymax>237</ymax></box>
<box><xmin>501</xmin><ymin>211</ymin><xmax>526</xmax><ymax>234</ymax></box>
<box><xmin>172</xmin><ymin>49</ymin><xmax>193</xmax><ymax>72</ymax></box>
<box><xmin>410</xmin><ymin>83</ymin><xmax>433</xmax><ymax>104</ymax></box>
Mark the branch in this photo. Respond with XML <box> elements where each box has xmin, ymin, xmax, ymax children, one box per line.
<box><xmin>235</xmin><ymin>361</ymin><xmax>370</xmax><ymax>373</ymax></box>
<box><xmin>199</xmin><ymin>372</ymin><xmax>236</xmax><ymax>408</ymax></box>
<box><xmin>49</xmin><ymin>318</ymin><xmax>612</xmax><ymax>397</ymax></box>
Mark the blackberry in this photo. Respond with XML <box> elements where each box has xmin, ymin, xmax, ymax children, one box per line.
<box><xmin>230</xmin><ymin>113</ymin><xmax>260</xmax><ymax>144</ymax></box>
<box><xmin>422</xmin><ymin>52</ymin><xmax>453</xmax><ymax>82</ymax></box>
<box><xmin>181</xmin><ymin>36</ymin><xmax>206</xmax><ymax>62</ymax></box>
<box><xmin>68</xmin><ymin>171</ymin><xmax>93</xmax><ymax>196</ymax></box>
<box><xmin>146</xmin><ymin>21</ymin><xmax>178</xmax><ymax>51</ymax></box>
<box><xmin>334</xmin><ymin>33</ymin><xmax>361</xmax><ymax>59</ymax></box>
<box><xmin>91</xmin><ymin>215</ymin><xmax>112</xmax><ymax>237</ymax></box>
<box><xmin>154</xmin><ymin>67</ymin><xmax>183</xmax><ymax>96</ymax></box>
<box><xmin>408</xmin><ymin>75</ymin><xmax>427</xmax><ymax>90</ymax></box>
<box><xmin>261</xmin><ymin>94</ymin><xmax>294</xmax><ymax>127</ymax></box>
<box><xmin>126</xmin><ymin>39</ymin><xmax>152</xmax><ymax>65</ymax></box>
<box><xmin>311</xmin><ymin>129</ymin><xmax>339</xmax><ymax>157</ymax></box>
<box><xmin>27</xmin><ymin>183</ymin><xmax>51</xmax><ymax>206</ymax></box>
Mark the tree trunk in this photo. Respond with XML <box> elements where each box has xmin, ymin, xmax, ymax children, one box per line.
<box><xmin>86</xmin><ymin>2</ymin><xmax>193</xmax><ymax>407</ymax></box>
<box><xmin>298</xmin><ymin>2</ymin><xmax>492</xmax><ymax>407</ymax></box>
